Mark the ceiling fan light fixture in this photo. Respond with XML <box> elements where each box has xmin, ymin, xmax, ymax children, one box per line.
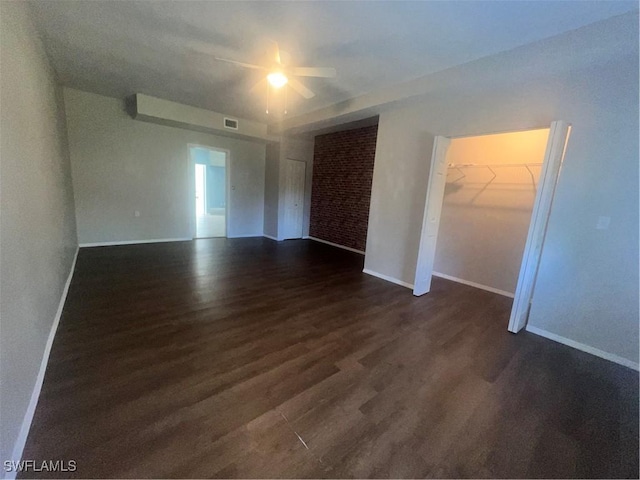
<box><xmin>267</xmin><ymin>71</ymin><xmax>288</xmax><ymax>88</ymax></box>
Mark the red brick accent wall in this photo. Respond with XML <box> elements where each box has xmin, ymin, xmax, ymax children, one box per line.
<box><xmin>309</xmin><ymin>124</ymin><xmax>378</xmax><ymax>252</ymax></box>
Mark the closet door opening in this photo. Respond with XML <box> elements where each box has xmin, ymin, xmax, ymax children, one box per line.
<box><xmin>414</xmin><ymin>122</ymin><xmax>571</xmax><ymax>333</ymax></box>
<box><xmin>282</xmin><ymin>159</ymin><xmax>306</xmax><ymax>240</ymax></box>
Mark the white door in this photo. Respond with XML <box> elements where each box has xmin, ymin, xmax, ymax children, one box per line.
<box><xmin>282</xmin><ymin>159</ymin><xmax>306</xmax><ymax>240</ymax></box>
<box><xmin>508</xmin><ymin>121</ymin><xmax>571</xmax><ymax>332</ymax></box>
<box><xmin>195</xmin><ymin>164</ymin><xmax>206</xmax><ymax>217</ymax></box>
<box><xmin>413</xmin><ymin>136</ymin><xmax>451</xmax><ymax>296</ymax></box>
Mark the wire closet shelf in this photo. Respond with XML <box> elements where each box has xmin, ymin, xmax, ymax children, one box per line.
<box><xmin>446</xmin><ymin>162</ymin><xmax>543</xmax><ymax>191</ymax></box>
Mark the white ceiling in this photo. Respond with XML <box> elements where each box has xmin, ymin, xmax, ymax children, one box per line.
<box><xmin>30</xmin><ymin>0</ymin><xmax>638</xmax><ymax>125</ymax></box>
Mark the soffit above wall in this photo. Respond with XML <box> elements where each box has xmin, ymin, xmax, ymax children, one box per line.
<box><xmin>279</xmin><ymin>10</ymin><xmax>639</xmax><ymax>135</ymax></box>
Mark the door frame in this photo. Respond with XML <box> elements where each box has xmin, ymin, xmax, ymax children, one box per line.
<box><xmin>281</xmin><ymin>158</ymin><xmax>306</xmax><ymax>240</ymax></box>
<box><xmin>507</xmin><ymin>121</ymin><xmax>571</xmax><ymax>332</ymax></box>
<box><xmin>412</xmin><ymin>121</ymin><xmax>571</xmax><ymax>333</ymax></box>
<box><xmin>188</xmin><ymin>144</ymin><xmax>231</xmax><ymax>239</ymax></box>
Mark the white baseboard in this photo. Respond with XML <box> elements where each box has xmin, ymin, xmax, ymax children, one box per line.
<box><xmin>307</xmin><ymin>236</ymin><xmax>365</xmax><ymax>255</ymax></box>
<box><xmin>226</xmin><ymin>234</ymin><xmax>262</xmax><ymax>239</ymax></box>
<box><xmin>432</xmin><ymin>271</ymin><xmax>515</xmax><ymax>298</ymax></box>
<box><xmin>363</xmin><ymin>268</ymin><xmax>414</xmax><ymax>289</ymax></box>
<box><xmin>79</xmin><ymin>238</ymin><xmax>191</xmax><ymax>248</ymax></box>
<box><xmin>7</xmin><ymin>246</ymin><xmax>79</xmax><ymax>479</ymax></box>
<box><xmin>526</xmin><ymin>325</ymin><xmax>639</xmax><ymax>371</ymax></box>
<box><xmin>263</xmin><ymin>234</ymin><xmax>280</xmax><ymax>241</ymax></box>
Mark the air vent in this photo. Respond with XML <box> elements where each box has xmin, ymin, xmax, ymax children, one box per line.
<box><xmin>224</xmin><ymin>118</ymin><xmax>238</xmax><ymax>130</ymax></box>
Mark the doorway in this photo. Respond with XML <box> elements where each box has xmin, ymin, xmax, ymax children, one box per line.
<box><xmin>190</xmin><ymin>146</ymin><xmax>228</xmax><ymax>239</ymax></box>
<box><xmin>282</xmin><ymin>159</ymin><xmax>306</xmax><ymax>240</ymax></box>
<box><xmin>413</xmin><ymin>121</ymin><xmax>571</xmax><ymax>332</ymax></box>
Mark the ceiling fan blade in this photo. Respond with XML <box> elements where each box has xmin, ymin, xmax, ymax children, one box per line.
<box><xmin>291</xmin><ymin>67</ymin><xmax>337</xmax><ymax>78</ymax></box>
<box><xmin>268</xmin><ymin>40</ymin><xmax>281</xmax><ymax>65</ymax></box>
<box><xmin>213</xmin><ymin>57</ymin><xmax>266</xmax><ymax>70</ymax></box>
<box><xmin>288</xmin><ymin>77</ymin><xmax>315</xmax><ymax>99</ymax></box>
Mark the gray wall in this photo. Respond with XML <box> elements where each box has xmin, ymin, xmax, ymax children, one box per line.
<box><xmin>64</xmin><ymin>88</ymin><xmax>266</xmax><ymax>244</ymax></box>
<box><xmin>0</xmin><ymin>1</ymin><xmax>78</xmax><ymax>463</ymax></box>
<box><xmin>365</xmin><ymin>49</ymin><xmax>639</xmax><ymax>364</ymax></box>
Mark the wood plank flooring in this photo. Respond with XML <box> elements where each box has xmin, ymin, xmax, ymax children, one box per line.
<box><xmin>20</xmin><ymin>238</ymin><xmax>639</xmax><ymax>478</ymax></box>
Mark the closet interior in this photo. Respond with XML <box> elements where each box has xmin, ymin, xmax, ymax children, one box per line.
<box><xmin>433</xmin><ymin>128</ymin><xmax>550</xmax><ymax>296</ymax></box>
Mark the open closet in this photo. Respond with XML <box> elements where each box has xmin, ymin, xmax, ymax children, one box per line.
<box><xmin>432</xmin><ymin>128</ymin><xmax>549</xmax><ymax>296</ymax></box>
<box><xmin>413</xmin><ymin>121</ymin><xmax>572</xmax><ymax>333</ymax></box>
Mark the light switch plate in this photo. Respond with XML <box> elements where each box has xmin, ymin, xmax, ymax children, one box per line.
<box><xmin>596</xmin><ymin>216</ymin><xmax>610</xmax><ymax>230</ymax></box>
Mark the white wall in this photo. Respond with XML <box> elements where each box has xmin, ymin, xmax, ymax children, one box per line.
<box><xmin>365</xmin><ymin>50</ymin><xmax>639</xmax><ymax>365</ymax></box>
<box><xmin>433</xmin><ymin>129</ymin><xmax>548</xmax><ymax>294</ymax></box>
<box><xmin>64</xmin><ymin>89</ymin><xmax>266</xmax><ymax>244</ymax></box>
<box><xmin>263</xmin><ymin>143</ymin><xmax>280</xmax><ymax>238</ymax></box>
<box><xmin>0</xmin><ymin>1</ymin><xmax>78</xmax><ymax>465</ymax></box>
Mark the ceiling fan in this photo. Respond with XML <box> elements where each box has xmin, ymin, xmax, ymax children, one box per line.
<box><xmin>213</xmin><ymin>42</ymin><xmax>336</xmax><ymax>100</ymax></box>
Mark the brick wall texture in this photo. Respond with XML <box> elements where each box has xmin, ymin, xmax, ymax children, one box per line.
<box><xmin>309</xmin><ymin>124</ymin><xmax>378</xmax><ymax>252</ymax></box>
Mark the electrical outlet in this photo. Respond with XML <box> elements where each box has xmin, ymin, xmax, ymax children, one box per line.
<box><xmin>134</xmin><ymin>210</ymin><xmax>141</xmax><ymax>217</ymax></box>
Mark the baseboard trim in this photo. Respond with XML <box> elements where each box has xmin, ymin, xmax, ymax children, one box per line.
<box><xmin>432</xmin><ymin>271</ymin><xmax>515</xmax><ymax>298</ymax></box>
<box><xmin>226</xmin><ymin>234</ymin><xmax>262</xmax><ymax>239</ymax></box>
<box><xmin>526</xmin><ymin>325</ymin><xmax>639</xmax><ymax>371</ymax></box>
<box><xmin>8</xmin><ymin>246</ymin><xmax>79</xmax><ymax>479</ymax></box>
<box><xmin>307</xmin><ymin>236</ymin><xmax>365</xmax><ymax>255</ymax></box>
<box><xmin>263</xmin><ymin>234</ymin><xmax>280</xmax><ymax>241</ymax></box>
<box><xmin>363</xmin><ymin>268</ymin><xmax>414</xmax><ymax>289</ymax></box>
<box><xmin>79</xmin><ymin>238</ymin><xmax>191</xmax><ymax>248</ymax></box>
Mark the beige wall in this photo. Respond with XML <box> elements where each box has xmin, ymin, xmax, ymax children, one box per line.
<box><xmin>64</xmin><ymin>89</ymin><xmax>266</xmax><ymax>244</ymax></box>
<box><xmin>0</xmin><ymin>1</ymin><xmax>78</xmax><ymax>463</ymax></box>
<box><xmin>364</xmin><ymin>109</ymin><xmax>433</xmax><ymax>282</ymax></box>
<box><xmin>434</xmin><ymin>129</ymin><xmax>548</xmax><ymax>293</ymax></box>
<box><xmin>365</xmin><ymin>51</ymin><xmax>638</xmax><ymax>365</ymax></box>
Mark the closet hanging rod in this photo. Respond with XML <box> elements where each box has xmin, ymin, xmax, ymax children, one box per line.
<box><xmin>447</xmin><ymin>162</ymin><xmax>543</xmax><ymax>168</ymax></box>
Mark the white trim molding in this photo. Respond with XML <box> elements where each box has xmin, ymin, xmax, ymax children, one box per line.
<box><xmin>363</xmin><ymin>268</ymin><xmax>414</xmax><ymax>289</ymax></box>
<box><xmin>263</xmin><ymin>234</ymin><xmax>281</xmax><ymax>241</ymax></box>
<box><xmin>8</xmin><ymin>247</ymin><xmax>79</xmax><ymax>479</ymax></box>
<box><xmin>79</xmin><ymin>238</ymin><xmax>191</xmax><ymax>248</ymax></box>
<box><xmin>306</xmin><ymin>236</ymin><xmax>365</xmax><ymax>255</ymax></box>
<box><xmin>432</xmin><ymin>272</ymin><xmax>515</xmax><ymax>298</ymax></box>
<box><xmin>226</xmin><ymin>234</ymin><xmax>262</xmax><ymax>239</ymax></box>
<box><xmin>526</xmin><ymin>325</ymin><xmax>639</xmax><ymax>371</ymax></box>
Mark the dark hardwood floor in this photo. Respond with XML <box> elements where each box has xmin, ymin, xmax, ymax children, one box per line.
<box><xmin>21</xmin><ymin>238</ymin><xmax>638</xmax><ymax>478</ymax></box>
